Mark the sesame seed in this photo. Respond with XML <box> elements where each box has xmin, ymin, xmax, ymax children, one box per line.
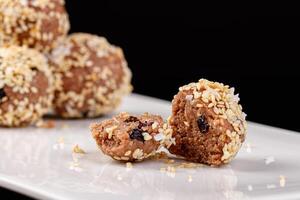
<box><xmin>160</xmin><ymin>167</ymin><xmax>166</xmax><ymax>173</ymax></box>
<box><xmin>196</xmin><ymin>103</ymin><xmax>203</xmax><ymax>108</ymax></box>
<box><xmin>188</xmin><ymin>175</ymin><xmax>193</xmax><ymax>182</ymax></box>
<box><xmin>266</xmin><ymin>184</ymin><xmax>276</xmax><ymax>189</ymax></box>
<box><xmin>117</xmin><ymin>175</ymin><xmax>122</xmax><ymax>181</ymax></box>
<box><xmin>247</xmin><ymin>185</ymin><xmax>253</xmax><ymax>191</ymax></box>
<box><xmin>61</xmin><ymin>123</ymin><xmax>70</xmax><ymax>129</ymax></box>
<box><xmin>86</xmin><ymin>60</ymin><xmax>93</xmax><ymax>67</ymax></box>
<box><xmin>279</xmin><ymin>175</ymin><xmax>286</xmax><ymax>187</ymax></box>
<box><xmin>152</xmin><ymin>121</ymin><xmax>159</xmax><ymax>129</ymax></box>
<box><xmin>185</xmin><ymin>94</ymin><xmax>193</xmax><ymax>101</ymax></box>
<box><xmin>73</xmin><ymin>144</ymin><xmax>86</xmax><ymax>154</ymax></box>
<box><xmin>246</xmin><ymin>143</ymin><xmax>252</xmax><ymax>153</ymax></box>
<box><xmin>105</xmin><ymin>125</ymin><xmax>118</xmax><ymax>139</ymax></box>
<box><xmin>126</xmin><ymin>162</ymin><xmax>133</xmax><ymax>169</ymax></box>
<box><xmin>184</xmin><ymin>121</ymin><xmax>189</xmax><ymax>127</ymax></box>
<box><xmin>36</xmin><ymin>120</ymin><xmax>56</xmax><ymax>128</ymax></box>
<box><xmin>164</xmin><ymin>159</ymin><xmax>175</xmax><ymax>164</ymax></box>
<box><xmin>58</xmin><ymin>137</ymin><xmax>64</xmax><ymax>144</ymax></box>
<box><xmin>142</xmin><ymin>132</ymin><xmax>153</xmax><ymax>141</ymax></box>
<box><xmin>121</xmin><ymin>156</ymin><xmax>129</xmax><ymax>161</ymax></box>
<box><xmin>153</xmin><ymin>133</ymin><xmax>165</xmax><ymax>141</ymax></box>
<box><xmin>124</xmin><ymin>150</ymin><xmax>132</xmax><ymax>156</ymax></box>
<box><xmin>113</xmin><ymin>156</ymin><xmax>121</xmax><ymax>160</ymax></box>
<box><xmin>132</xmin><ymin>149</ymin><xmax>143</xmax><ymax>159</ymax></box>
<box><xmin>208</xmin><ymin>103</ymin><xmax>214</xmax><ymax>108</ymax></box>
<box><xmin>265</xmin><ymin>156</ymin><xmax>275</xmax><ymax>165</ymax></box>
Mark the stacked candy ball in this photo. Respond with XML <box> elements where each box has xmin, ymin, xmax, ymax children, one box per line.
<box><xmin>49</xmin><ymin>33</ymin><xmax>132</xmax><ymax>118</ymax></box>
<box><xmin>0</xmin><ymin>0</ymin><xmax>132</xmax><ymax>127</ymax></box>
<box><xmin>0</xmin><ymin>46</ymin><xmax>54</xmax><ymax>127</ymax></box>
<box><xmin>0</xmin><ymin>0</ymin><xmax>70</xmax><ymax>53</ymax></box>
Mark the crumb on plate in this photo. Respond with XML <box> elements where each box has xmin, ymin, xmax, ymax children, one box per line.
<box><xmin>73</xmin><ymin>144</ymin><xmax>86</xmax><ymax>154</ymax></box>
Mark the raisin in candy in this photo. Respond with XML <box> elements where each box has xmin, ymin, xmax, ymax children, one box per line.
<box><xmin>130</xmin><ymin>128</ymin><xmax>145</xmax><ymax>142</ymax></box>
<box><xmin>197</xmin><ymin>115</ymin><xmax>209</xmax><ymax>134</ymax></box>
<box><xmin>90</xmin><ymin>112</ymin><xmax>173</xmax><ymax>162</ymax></box>
<box><xmin>168</xmin><ymin>79</ymin><xmax>247</xmax><ymax>166</ymax></box>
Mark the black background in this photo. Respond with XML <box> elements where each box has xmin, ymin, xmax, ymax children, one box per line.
<box><xmin>1</xmin><ymin>1</ymin><xmax>300</xmax><ymax>199</ymax></box>
<box><xmin>65</xmin><ymin>1</ymin><xmax>300</xmax><ymax>132</ymax></box>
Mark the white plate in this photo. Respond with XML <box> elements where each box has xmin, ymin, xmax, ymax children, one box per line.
<box><xmin>1</xmin><ymin>94</ymin><xmax>300</xmax><ymax>200</ymax></box>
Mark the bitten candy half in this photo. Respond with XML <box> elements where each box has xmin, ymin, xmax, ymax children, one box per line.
<box><xmin>168</xmin><ymin>79</ymin><xmax>247</xmax><ymax>166</ymax></box>
<box><xmin>90</xmin><ymin>112</ymin><xmax>174</xmax><ymax>162</ymax></box>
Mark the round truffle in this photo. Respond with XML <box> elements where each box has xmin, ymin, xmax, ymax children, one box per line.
<box><xmin>0</xmin><ymin>0</ymin><xmax>70</xmax><ymax>53</ymax></box>
<box><xmin>0</xmin><ymin>46</ymin><xmax>54</xmax><ymax>127</ymax></box>
<box><xmin>49</xmin><ymin>33</ymin><xmax>132</xmax><ymax>118</ymax></box>
<box><xmin>168</xmin><ymin>79</ymin><xmax>247</xmax><ymax>166</ymax></box>
<box><xmin>90</xmin><ymin>112</ymin><xmax>173</xmax><ymax>162</ymax></box>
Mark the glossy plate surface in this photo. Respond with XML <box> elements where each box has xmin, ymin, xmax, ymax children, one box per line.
<box><xmin>1</xmin><ymin>94</ymin><xmax>300</xmax><ymax>200</ymax></box>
